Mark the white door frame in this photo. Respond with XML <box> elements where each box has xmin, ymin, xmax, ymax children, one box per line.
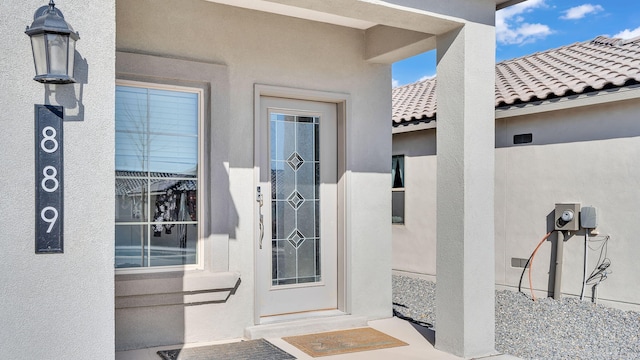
<box><xmin>253</xmin><ymin>84</ymin><xmax>350</xmax><ymax>324</ymax></box>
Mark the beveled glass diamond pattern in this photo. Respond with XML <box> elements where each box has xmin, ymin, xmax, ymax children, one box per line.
<box><xmin>287</xmin><ymin>152</ymin><xmax>304</xmax><ymax>170</ymax></box>
<box><xmin>270</xmin><ymin>113</ymin><xmax>322</xmax><ymax>285</ymax></box>
<box><xmin>287</xmin><ymin>191</ymin><xmax>304</xmax><ymax>209</ymax></box>
<box><xmin>288</xmin><ymin>229</ymin><xmax>305</xmax><ymax>248</ymax></box>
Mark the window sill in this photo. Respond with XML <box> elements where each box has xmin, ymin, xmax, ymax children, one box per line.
<box><xmin>115</xmin><ymin>270</ymin><xmax>240</xmax><ymax>309</ymax></box>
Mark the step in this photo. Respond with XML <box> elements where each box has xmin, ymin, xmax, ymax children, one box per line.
<box><xmin>244</xmin><ymin>313</ymin><xmax>369</xmax><ymax>339</ymax></box>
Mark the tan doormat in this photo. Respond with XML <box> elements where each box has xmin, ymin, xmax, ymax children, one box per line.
<box><xmin>282</xmin><ymin>327</ymin><xmax>408</xmax><ymax>357</ymax></box>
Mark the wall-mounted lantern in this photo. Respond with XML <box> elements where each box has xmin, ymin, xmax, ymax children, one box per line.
<box><xmin>25</xmin><ymin>0</ymin><xmax>80</xmax><ymax>84</ymax></box>
<box><xmin>26</xmin><ymin>1</ymin><xmax>79</xmax><ymax>253</ymax></box>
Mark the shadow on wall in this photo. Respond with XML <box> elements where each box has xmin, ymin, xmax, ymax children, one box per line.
<box><xmin>44</xmin><ymin>50</ymin><xmax>87</xmax><ymax>121</ymax></box>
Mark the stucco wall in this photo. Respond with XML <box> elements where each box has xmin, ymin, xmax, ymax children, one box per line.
<box><xmin>392</xmin><ymin>128</ymin><xmax>437</xmax><ymax>278</ymax></box>
<box><xmin>116</xmin><ymin>0</ymin><xmax>392</xmax><ymax>349</ymax></box>
<box><xmin>495</xmin><ymin>97</ymin><xmax>640</xmax><ymax>310</ymax></box>
<box><xmin>0</xmin><ymin>1</ymin><xmax>116</xmax><ymax>359</ymax></box>
<box><xmin>393</xmin><ymin>95</ymin><xmax>640</xmax><ymax>311</ymax></box>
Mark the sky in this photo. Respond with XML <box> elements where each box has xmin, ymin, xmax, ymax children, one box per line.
<box><xmin>392</xmin><ymin>0</ymin><xmax>640</xmax><ymax>87</ymax></box>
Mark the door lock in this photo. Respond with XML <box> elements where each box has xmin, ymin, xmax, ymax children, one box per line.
<box><xmin>256</xmin><ymin>186</ymin><xmax>263</xmax><ymax>203</ymax></box>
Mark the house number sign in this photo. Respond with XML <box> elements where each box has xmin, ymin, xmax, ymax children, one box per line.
<box><xmin>35</xmin><ymin>105</ymin><xmax>64</xmax><ymax>253</ymax></box>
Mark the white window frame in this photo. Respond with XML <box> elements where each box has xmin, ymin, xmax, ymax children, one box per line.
<box><xmin>115</xmin><ymin>79</ymin><xmax>205</xmax><ymax>274</ymax></box>
<box><xmin>392</xmin><ymin>154</ymin><xmax>405</xmax><ymax>224</ymax></box>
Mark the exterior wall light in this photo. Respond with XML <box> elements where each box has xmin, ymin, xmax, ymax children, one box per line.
<box><xmin>25</xmin><ymin>0</ymin><xmax>80</xmax><ymax>84</ymax></box>
<box><xmin>25</xmin><ymin>1</ymin><xmax>79</xmax><ymax>253</ymax></box>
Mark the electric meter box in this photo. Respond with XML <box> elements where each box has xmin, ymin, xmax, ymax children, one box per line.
<box><xmin>581</xmin><ymin>206</ymin><xmax>598</xmax><ymax>229</ymax></box>
<box><xmin>554</xmin><ymin>203</ymin><xmax>580</xmax><ymax>231</ymax></box>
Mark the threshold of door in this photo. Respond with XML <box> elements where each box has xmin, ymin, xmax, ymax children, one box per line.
<box><xmin>245</xmin><ymin>313</ymin><xmax>367</xmax><ymax>340</ymax></box>
<box><xmin>261</xmin><ymin>309</ymin><xmax>344</xmax><ymax>325</ymax></box>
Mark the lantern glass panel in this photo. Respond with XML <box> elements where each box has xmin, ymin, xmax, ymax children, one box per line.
<box><xmin>31</xmin><ymin>34</ymin><xmax>48</xmax><ymax>76</ymax></box>
<box><xmin>67</xmin><ymin>38</ymin><xmax>76</xmax><ymax>78</ymax></box>
<box><xmin>47</xmin><ymin>33</ymin><xmax>69</xmax><ymax>75</ymax></box>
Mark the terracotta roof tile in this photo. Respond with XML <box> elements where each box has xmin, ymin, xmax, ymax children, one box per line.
<box><xmin>392</xmin><ymin>36</ymin><xmax>640</xmax><ymax>126</ymax></box>
<box><xmin>392</xmin><ymin>78</ymin><xmax>437</xmax><ymax>125</ymax></box>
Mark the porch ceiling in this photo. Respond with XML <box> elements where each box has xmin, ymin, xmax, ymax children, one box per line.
<box><xmin>205</xmin><ymin>0</ymin><xmax>525</xmax><ymax>32</ymax></box>
<box><xmin>204</xmin><ymin>0</ymin><xmax>526</xmax><ymax>63</ymax></box>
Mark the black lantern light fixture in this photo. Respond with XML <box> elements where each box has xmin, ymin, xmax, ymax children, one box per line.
<box><xmin>25</xmin><ymin>0</ymin><xmax>80</xmax><ymax>84</ymax></box>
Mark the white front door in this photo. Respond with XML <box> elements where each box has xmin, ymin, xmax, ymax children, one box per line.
<box><xmin>256</xmin><ymin>96</ymin><xmax>338</xmax><ymax>320</ymax></box>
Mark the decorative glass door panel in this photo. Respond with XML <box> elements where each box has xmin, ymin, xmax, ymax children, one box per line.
<box><xmin>271</xmin><ymin>113</ymin><xmax>321</xmax><ymax>286</ymax></box>
<box><xmin>257</xmin><ymin>97</ymin><xmax>337</xmax><ymax>319</ymax></box>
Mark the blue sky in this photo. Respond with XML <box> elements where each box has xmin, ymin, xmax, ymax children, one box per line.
<box><xmin>392</xmin><ymin>0</ymin><xmax>640</xmax><ymax>87</ymax></box>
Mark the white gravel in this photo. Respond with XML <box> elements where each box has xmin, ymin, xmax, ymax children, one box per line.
<box><xmin>392</xmin><ymin>274</ymin><xmax>640</xmax><ymax>360</ymax></box>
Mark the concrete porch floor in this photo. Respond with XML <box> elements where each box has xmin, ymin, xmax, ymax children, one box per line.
<box><xmin>116</xmin><ymin>317</ymin><xmax>521</xmax><ymax>360</ymax></box>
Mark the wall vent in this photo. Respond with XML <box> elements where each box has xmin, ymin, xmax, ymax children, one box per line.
<box><xmin>511</xmin><ymin>257</ymin><xmax>529</xmax><ymax>268</ymax></box>
<box><xmin>513</xmin><ymin>133</ymin><xmax>533</xmax><ymax>144</ymax></box>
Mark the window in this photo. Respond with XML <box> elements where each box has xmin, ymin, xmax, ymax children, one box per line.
<box><xmin>115</xmin><ymin>82</ymin><xmax>202</xmax><ymax>269</ymax></box>
<box><xmin>392</xmin><ymin>155</ymin><xmax>405</xmax><ymax>224</ymax></box>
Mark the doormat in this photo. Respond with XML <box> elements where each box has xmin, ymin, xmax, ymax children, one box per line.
<box><xmin>157</xmin><ymin>339</ymin><xmax>296</xmax><ymax>360</ymax></box>
<box><xmin>282</xmin><ymin>327</ymin><xmax>408</xmax><ymax>357</ymax></box>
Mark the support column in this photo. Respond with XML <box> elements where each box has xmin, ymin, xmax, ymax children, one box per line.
<box><xmin>435</xmin><ymin>20</ymin><xmax>496</xmax><ymax>358</ymax></box>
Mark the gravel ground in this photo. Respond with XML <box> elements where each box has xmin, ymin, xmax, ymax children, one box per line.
<box><xmin>392</xmin><ymin>274</ymin><xmax>640</xmax><ymax>360</ymax></box>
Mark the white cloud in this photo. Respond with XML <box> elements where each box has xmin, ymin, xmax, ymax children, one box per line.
<box><xmin>613</xmin><ymin>26</ymin><xmax>640</xmax><ymax>39</ymax></box>
<box><xmin>496</xmin><ymin>0</ymin><xmax>552</xmax><ymax>45</ymax></box>
<box><xmin>518</xmin><ymin>23</ymin><xmax>552</xmax><ymax>38</ymax></box>
<box><xmin>392</xmin><ymin>79</ymin><xmax>400</xmax><ymax>88</ymax></box>
<box><xmin>560</xmin><ymin>4</ymin><xmax>603</xmax><ymax>20</ymax></box>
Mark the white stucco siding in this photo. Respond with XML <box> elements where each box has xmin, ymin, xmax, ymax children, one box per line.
<box><xmin>496</xmin><ymin>98</ymin><xmax>640</xmax><ymax>309</ymax></box>
<box><xmin>116</xmin><ymin>0</ymin><xmax>391</xmax><ymax>349</ymax></box>
<box><xmin>1</xmin><ymin>1</ymin><xmax>116</xmax><ymax>359</ymax></box>
<box><xmin>393</xmin><ymin>95</ymin><xmax>640</xmax><ymax>311</ymax></box>
<box><xmin>392</xmin><ymin>129</ymin><xmax>438</xmax><ymax>278</ymax></box>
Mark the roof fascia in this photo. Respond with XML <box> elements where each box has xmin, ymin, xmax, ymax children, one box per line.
<box><xmin>495</xmin><ymin>85</ymin><xmax>640</xmax><ymax>119</ymax></box>
<box><xmin>496</xmin><ymin>0</ymin><xmax>527</xmax><ymax>10</ymax></box>
<box><xmin>393</xmin><ymin>85</ymin><xmax>640</xmax><ymax>133</ymax></box>
<box><xmin>392</xmin><ymin>120</ymin><xmax>436</xmax><ymax>134</ymax></box>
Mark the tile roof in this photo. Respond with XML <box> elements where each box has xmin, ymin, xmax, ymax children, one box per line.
<box><xmin>392</xmin><ymin>36</ymin><xmax>640</xmax><ymax>126</ymax></box>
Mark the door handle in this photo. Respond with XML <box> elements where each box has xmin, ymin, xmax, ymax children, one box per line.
<box><xmin>257</xmin><ymin>186</ymin><xmax>264</xmax><ymax>249</ymax></box>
